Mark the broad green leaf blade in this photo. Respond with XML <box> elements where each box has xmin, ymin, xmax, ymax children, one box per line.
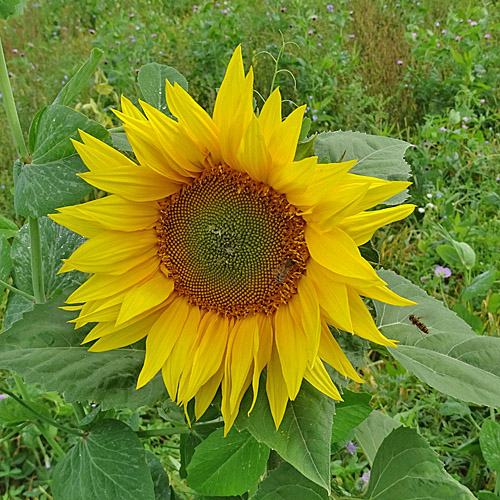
<box><xmin>53</xmin><ymin>48</ymin><xmax>104</xmax><ymax>106</ymax></box>
<box><xmin>477</xmin><ymin>492</ymin><xmax>500</xmax><ymax>500</ymax></box>
<box><xmin>0</xmin><ymin>0</ymin><xmax>27</xmax><ymax>18</ymax></box>
<box><xmin>146</xmin><ymin>451</ymin><xmax>171</xmax><ymax>500</ymax></box>
<box><xmin>462</xmin><ymin>270</ymin><xmax>497</xmax><ymax>302</ymax></box>
<box><xmin>111</xmin><ymin>131</ymin><xmax>134</xmax><ymax>151</ymax></box>
<box><xmin>295</xmin><ymin>134</ymin><xmax>317</xmax><ymax>162</ymax></box>
<box><xmin>252</xmin><ymin>462</ymin><xmax>328</xmax><ymax>500</ymax></box>
<box><xmin>365</xmin><ymin>427</ymin><xmax>475</xmax><ymax>499</ymax></box>
<box><xmin>353</xmin><ymin>410</ymin><xmax>401</xmax><ymax>465</ymax></box>
<box><xmin>375</xmin><ymin>270</ymin><xmax>500</xmax><ymax>408</ymax></box>
<box><xmin>187</xmin><ymin>428</ymin><xmax>269</xmax><ymax>496</ymax></box>
<box><xmin>479</xmin><ymin>420</ymin><xmax>500</xmax><ymax>472</ymax></box>
<box><xmin>237</xmin><ymin>380</ymin><xmax>334</xmax><ymax>492</ymax></box>
<box><xmin>314</xmin><ymin>131</ymin><xmax>412</xmax><ymax>205</ymax></box>
<box><xmin>331</xmin><ymin>390</ymin><xmax>372</xmax><ymax>443</ymax></box>
<box><xmin>138</xmin><ymin>63</ymin><xmax>188</xmax><ymax>115</ymax></box>
<box><xmin>0</xmin><ymin>215</ymin><xmax>18</xmax><ymax>239</ymax></box>
<box><xmin>29</xmin><ymin>104</ymin><xmax>107</xmax><ymax>163</ymax></box>
<box><xmin>0</xmin><ymin>291</ymin><xmax>166</xmax><ymax>409</ymax></box>
<box><xmin>52</xmin><ymin>419</ymin><xmax>155</xmax><ymax>500</ymax></box>
<box><xmin>13</xmin><ymin>157</ymin><xmax>94</xmax><ymax>218</ymax></box>
<box><xmin>0</xmin><ymin>396</ymin><xmax>50</xmax><ymax>425</ymax></box>
<box><xmin>3</xmin><ymin>293</ymin><xmax>32</xmax><ymax>330</ymax></box>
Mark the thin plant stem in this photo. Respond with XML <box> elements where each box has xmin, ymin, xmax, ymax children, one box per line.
<box><xmin>439</xmin><ymin>278</ymin><xmax>449</xmax><ymax>309</ymax></box>
<box><xmin>0</xmin><ymin>279</ymin><xmax>35</xmax><ymax>302</ymax></box>
<box><xmin>29</xmin><ymin>216</ymin><xmax>45</xmax><ymax>304</ymax></box>
<box><xmin>72</xmin><ymin>402</ymin><xmax>86</xmax><ymax>423</ymax></box>
<box><xmin>0</xmin><ymin>38</ymin><xmax>29</xmax><ymax>160</ymax></box>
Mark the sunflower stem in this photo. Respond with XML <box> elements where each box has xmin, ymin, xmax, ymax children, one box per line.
<box><xmin>0</xmin><ymin>279</ymin><xmax>35</xmax><ymax>302</ymax></box>
<box><xmin>29</xmin><ymin>217</ymin><xmax>45</xmax><ymax>304</ymax></box>
<box><xmin>0</xmin><ymin>37</ymin><xmax>29</xmax><ymax>160</ymax></box>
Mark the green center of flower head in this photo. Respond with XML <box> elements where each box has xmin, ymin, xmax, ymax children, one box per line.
<box><xmin>157</xmin><ymin>165</ymin><xmax>308</xmax><ymax>317</ymax></box>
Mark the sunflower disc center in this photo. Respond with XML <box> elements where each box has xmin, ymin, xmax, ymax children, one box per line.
<box><xmin>157</xmin><ymin>165</ymin><xmax>308</xmax><ymax>317</ymax></box>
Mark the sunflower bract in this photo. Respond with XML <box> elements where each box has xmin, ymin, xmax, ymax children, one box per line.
<box><xmin>50</xmin><ymin>46</ymin><xmax>415</xmax><ymax>434</ymax></box>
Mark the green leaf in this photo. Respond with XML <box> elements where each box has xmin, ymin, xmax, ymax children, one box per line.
<box><xmin>294</xmin><ymin>134</ymin><xmax>317</xmax><ymax>162</ymax></box>
<box><xmin>0</xmin><ymin>215</ymin><xmax>18</xmax><ymax>239</ymax></box>
<box><xmin>29</xmin><ymin>104</ymin><xmax>107</xmax><ymax>163</ymax></box>
<box><xmin>4</xmin><ymin>216</ymin><xmax>85</xmax><ymax>329</ymax></box>
<box><xmin>452</xmin><ymin>240</ymin><xmax>476</xmax><ymax>270</ymax></box>
<box><xmin>0</xmin><ymin>396</ymin><xmax>50</xmax><ymax>425</ymax></box>
<box><xmin>15</xmin><ymin>105</ymin><xmax>108</xmax><ymax>218</ymax></box>
<box><xmin>354</xmin><ymin>410</ymin><xmax>401</xmax><ymax>465</ymax></box>
<box><xmin>436</xmin><ymin>244</ymin><xmax>461</xmax><ymax>267</ymax></box>
<box><xmin>365</xmin><ymin>427</ymin><xmax>475</xmax><ymax>499</ymax></box>
<box><xmin>331</xmin><ymin>390</ymin><xmax>372</xmax><ymax>443</ymax></box>
<box><xmin>139</xmin><ymin>63</ymin><xmax>188</xmax><ymax>115</ymax></box>
<box><xmin>111</xmin><ymin>131</ymin><xmax>134</xmax><ymax>151</ymax></box>
<box><xmin>480</xmin><ymin>420</ymin><xmax>500</xmax><ymax>472</ymax></box>
<box><xmin>0</xmin><ymin>291</ymin><xmax>166</xmax><ymax>409</ymax></box>
<box><xmin>477</xmin><ymin>492</ymin><xmax>500</xmax><ymax>500</ymax></box>
<box><xmin>298</xmin><ymin>117</ymin><xmax>311</xmax><ymax>143</ymax></box>
<box><xmin>488</xmin><ymin>293</ymin><xmax>500</xmax><ymax>314</ymax></box>
<box><xmin>252</xmin><ymin>462</ymin><xmax>328</xmax><ymax>500</ymax></box>
<box><xmin>0</xmin><ymin>0</ymin><xmax>27</xmax><ymax>19</ymax></box>
<box><xmin>146</xmin><ymin>451</ymin><xmax>171</xmax><ymax>500</ymax></box>
<box><xmin>449</xmin><ymin>48</ymin><xmax>465</xmax><ymax>65</ymax></box>
<box><xmin>314</xmin><ymin>131</ymin><xmax>412</xmax><ymax>205</ymax></box>
<box><xmin>53</xmin><ymin>48</ymin><xmax>104</xmax><ymax>106</ymax></box>
<box><xmin>452</xmin><ymin>303</ymin><xmax>483</xmax><ymax>334</ymax></box>
<box><xmin>52</xmin><ymin>419</ymin><xmax>155</xmax><ymax>500</ymax></box>
<box><xmin>359</xmin><ymin>240</ymin><xmax>379</xmax><ymax>265</ymax></box>
<box><xmin>187</xmin><ymin>428</ymin><xmax>269</xmax><ymax>496</ymax></box>
<box><xmin>375</xmin><ymin>270</ymin><xmax>500</xmax><ymax>408</ymax></box>
<box><xmin>0</xmin><ymin>234</ymin><xmax>12</xmax><ymax>297</ymax></box>
<box><xmin>462</xmin><ymin>270</ymin><xmax>497</xmax><ymax>302</ymax></box>
<box><xmin>237</xmin><ymin>380</ymin><xmax>334</xmax><ymax>492</ymax></box>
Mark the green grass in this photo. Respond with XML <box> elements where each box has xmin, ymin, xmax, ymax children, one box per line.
<box><xmin>1</xmin><ymin>0</ymin><xmax>499</xmax><ymax>497</ymax></box>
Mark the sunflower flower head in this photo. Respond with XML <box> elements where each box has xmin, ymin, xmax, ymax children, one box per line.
<box><xmin>51</xmin><ymin>46</ymin><xmax>415</xmax><ymax>434</ymax></box>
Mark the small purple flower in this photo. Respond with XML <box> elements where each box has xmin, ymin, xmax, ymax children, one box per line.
<box><xmin>193</xmin><ymin>4</ymin><xmax>198</xmax><ymax>11</ymax></box>
<box><xmin>436</xmin><ymin>193</ymin><xmax>442</xmax><ymax>199</ymax></box>
<box><xmin>361</xmin><ymin>471</ymin><xmax>371</xmax><ymax>483</ymax></box>
<box><xmin>397</xmin><ymin>60</ymin><xmax>403</xmax><ymax>65</ymax></box>
<box><xmin>326</xmin><ymin>4</ymin><xmax>333</xmax><ymax>12</ymax></box>
<box><xmin>463</xmin><ymin>116</ymin><xmax>469</xmax><ymax>122</ymax></box>
<box><xmin>0</xmin><ymin>394</ymin><xmax>7</xmax><ymax>399</ymax></box>
<box><xmin>349</xmin><ymin>34</ymin><xmax>355</xmax><ymax>38</ymax></box>
<box><xmin>28</xmin><ymin>42</ymin><xmax>34</xmax><ymax>47</ymax></box>
<box><xmin>89</xmin><ymin>29</ymin><xmax>95</xmax><ymax>34</ymax></box>
<box><xmin>20</xmin><ymin>51</ymin><xmax>24</xmax><ymax>56</ymax></box>
<box><xmin>45</xmin><ymin>459</ymin><xmax>51</xmax><ymax>469</ymax></box>
<box><xmin>152</xmin><ymin>33</ymin><xmax>157</xmax><ymax>38</ymax></box>
<box><xmin>281</xmin><ymin>7</ymin><xmax>286</xmax><ymax>12</ymax></box>
<box><xmin>437</xmin><ymin>42</ymin><xmax>441</xmax><ymax>47</ymax></box>
<box><xmin>485</xmin><ymin>33</ymin><xmax>490</xmax><ymax>39</ymax></box>
<box><xmin>130</xmin><ymin>13</ymin><xmax>134</xmax><ymax>18</ymax></box>
<box><xmin>439</xmin><ymin>126</ymin><xmax>447</xmax><ymax>131</ymax></box>
<box><xmin>442</xmin><ymin>29</ymin><xmax>447</xmax><ymax>34</ymax></box>
<box><xmin>312</xmin><ymin>15</ymin><xmax>317</xmax><ymax>21</ymax></box>
<box><xmin>471</xmin><ymin>21</ymin><xmax>477</xmax><ymax>26</ymax></box>
<box><xmin>350</xmin><ymin>10</ymin><xmax>353</xmax><ymax>14</ymax></box>
<box><xmin>435</xmin><ymin>266</ymin><xmax>451</xmax><ymax>278</ymax></box>
<box><xmin>345</xmin><ymin>441</ymin><xmax>357</xmax><ymax>455</ymax></box>
<box><xmin>462</xmin><ymin>124</ymin><xmax>467</xmax><ymax>129</ymax></box>
<box><xmin>318</xmin><ymin>42</ymin><xmax>322</xmax><ymax>46</ymax></box>
<box><xmin>222</xmin><ymin>8</ymin><xmax>228</xmax><ymax>13</ymax></box>
<box><xmin>308</xmin><ymin>29</ymin><xmax>314</xmax><ymax>35</ymax></box>
<box><xmin>412</xmin><ymin>32</ymin><xmax>417</xmax><ymax>37</ymax></box>
<box><xmin>312</xmin><ymin>115</ymin><xmax>318</xmax><ymax>121</ymax></box>
<box><xmin>435</xmin><ymin>21</ymin><xmax>440</xmax><ymax>26</ymax></box>
<box><xmin>12</xmin><ymin>48</ymin><xmax>18</xmax><ymax>53</ymax></box>
<box><xmin>480</xmin><ymin>98</ymin><xmax>485</xmax><ymax>103</ymax></box>
<box><xmin>455</xmin><ymin>36</ymin><xmax>461</xmax><ymax>41</ymax></box>
<box><xmin>129</xmin><ymin>35</ymin><xmax>135</xmax><ymax>41</ymax></box>
<box><xmin>8</xmin><ymin>71</ymin><xmax>13</xmax><ymax>77</ymax></box>
<box><xmin>116</xmin><ymin>40</ymin><xmax>120</xmax><ymax>45</ymax></box>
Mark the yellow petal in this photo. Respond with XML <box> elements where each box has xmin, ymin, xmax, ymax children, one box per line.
<box><xmin>268</xmin><ymin>105</ymin><xmax>306</xmax><ymax>167</ymax></box>
<box><xmin>250</xmin><ymin>314</ymin><xmax>273</xmax><ymax>414</ymax></box>
<box><xmin>116</xmin><ymin>271</ymin><xmax>175</xmax><ymax>325</ymax></box>
<box><xmin>338</xmin><ymin>204</ymin><xmax>416</xmax><ymax>245</ymax></box>
<box><xmin>162</xmin><ymin>305</ymin><xmax>201</xmax><ymax>400</ymax></box>
<box><xmin>195</xmin><ymin>362</ymin><xmax>225</xmax><ymax>420</ymax></box>
<box><xmin>59</xmin><ymin>230</ymin><xmax>158</xmax><ymax>275</ymax></box>
<box><xmin>304</xmin><ymin>358</ymin><xmax>343</xmax><ymax>401</ymax></box>
<box><xmin>164</xmin><ymin>83</ymin><xmax>221</xmax><ymax>162</ymax></box>
<box><xmin>347</xmin><ymin>287</ymin><xmax>397</xmax><ymax>347</ymax></box>
<box><xmin>307</xmin><ymin>259</ymin><xmax>354</xmax><ymax>333</ymax></box>
<box><xmin>49</xmin><ymin>212</ymin><xmax>105</xmax><ymax>238</ymax></box>
<box><xmin>354</xmin><ymin>284</ymin><xmax>416</xmax><ymax>307</ymax></box>
<box><xmin>78</xmin><ymin>165</ymin><xmax>180</xmax><ymax>201</ymax></box>
<box><xmin>305</xmin><ymin>224</ymin><xmax>381</xmax><ymax>283</ymax></box>
<box><xmin>266</xmin><ymin>342</ymin><xmax>289</xmax><ymax>429</ymax></box>
<box><xmin>258</xmin><ymin>86</ymin><xmax>282</xmax><ymax>143</ymax></box>
<box><xmin>268</xmin><ymin>156</ymin><xmax>316</xmax><ymax>197</ymax></box>
<box><xmin>274</xmin><ymin>301</ymin><xmax>308</xmax><ymax>399</ymax></box>
<box><xmin>136</xmin><ymin>296</ymin><xmax>190</xmax><ymax>388</ymax></box>
<box><xmin>121</xmin><ymin>95</ymin><xmax>146</xmax><ymax>120</ymax></box>
<box><xmin>236</xmin><ymin>115</ymin><xmax>272</xmax><ymax>183</ymax></box>
<box><xmin>319</xmin><ymin>323</ymin><xmax>364</xmax><ymax>383</ymax></box>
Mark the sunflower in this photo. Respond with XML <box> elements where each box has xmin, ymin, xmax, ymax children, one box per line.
<box><xmin>51</xmin><ymin>46</ymin><xmax>415</xmax><ymax>433</ymax></box>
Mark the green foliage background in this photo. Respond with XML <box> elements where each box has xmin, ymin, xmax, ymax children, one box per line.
<box><xmin>0</xmin><ymin>0</ymin><xmax>499</xmax><ymax>498</ymax></box>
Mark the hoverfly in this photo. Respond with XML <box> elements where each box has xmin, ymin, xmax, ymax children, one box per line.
<box><xmin>409</xmin><ymin>314</ymin><xmax>429</xmax><ymax>334</ymax></box>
